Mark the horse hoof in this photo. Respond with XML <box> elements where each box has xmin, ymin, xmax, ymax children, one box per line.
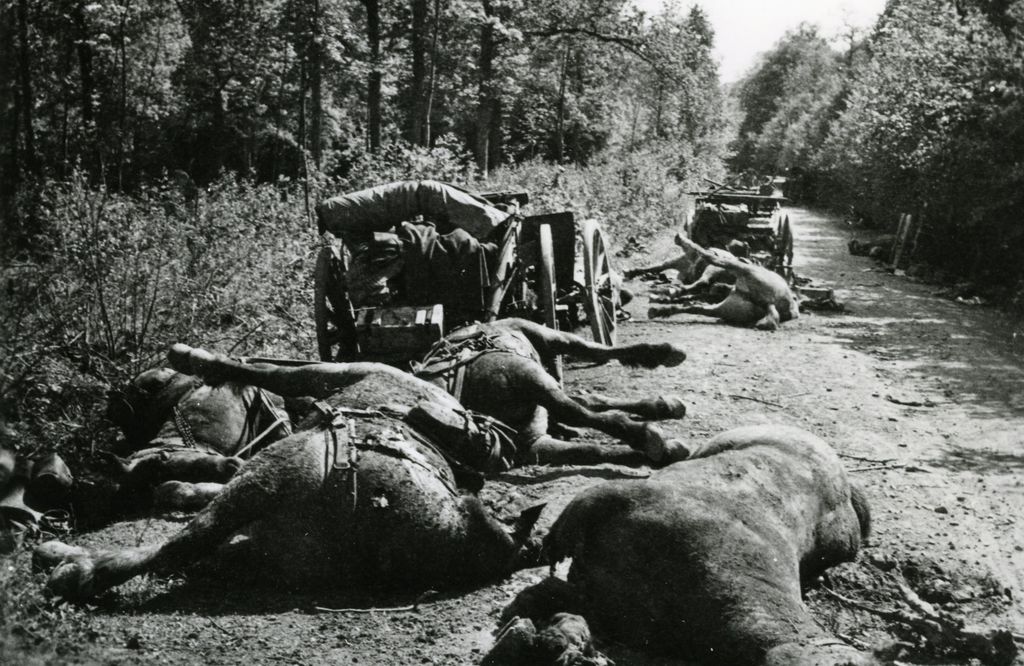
<box><xmin>643</xmin><ymin>426</ymin><xmax>691</xmax><ymax>464</ymax></box>
<box><xmin>660</xmin><ymin>345</ymin><xmax>687</xmax><ymax>367</ymax></box>
<box><xmin>655</xmin><ymin>396</ymin><xmax>687</xmax><ymax>419</ymax></box>
<box><xmin>661</xmin><ymin>439</ymin><xmax>691</xmax><ymax>463</ymax></box>
<box><xmin>167</xmin><ymin>343</ymin><xmax>196</xmax><ymax>374</ymax></box>
<box><xmin>642</xmin><ymin>426</ymin><xmax>669</xmax><ymax>462</ymax></box>
<box><xmin>648</xmin><ymin>307</ymin><xmax>673</xmax><ymax>319</ymax></box>
<box><xmin>47</xmin><ymin>557</ymin><xmax>96</xmax><ymax>601</ymax></box>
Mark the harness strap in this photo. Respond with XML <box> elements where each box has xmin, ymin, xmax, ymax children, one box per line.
<box><xmin>233</xmin><ymin>388</ymin><xmax>292</xmax><ymax>460</ymax></box>
<box><xmin>413</xmin><ymin>327</ymin><xmax>534</xmax><ymax>402</ymax></box>
<box><xmin>172</xmin><ymin>405</ymin><xmax>199</xmax><ymax>450</ymax></box>
<box><xmin>172</xmin><ymin>388</ymin><xmax>292</xmax><ymax>461</ymax></box>
<box><xmin>322</xmin><ymin>406</ymin><xmax>359</xmax><ymax>511</ymax></box>
<box><xmin>314</xmin><ymin>401</ymin><xmax>462</xmax><ymax>498</ymax></box>
<box><xmin>450</xmin><ymin>366</ymin><xmax>467</xmax><ymax>402</ymax></box>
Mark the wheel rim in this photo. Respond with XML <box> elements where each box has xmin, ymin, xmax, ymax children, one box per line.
<box><xmin>581</xmin><ymin>219</ymin><xmax>619</xmax><ymax>346</ymax></box>
<box><xmin>538</xmin><ymin>224</ymin><xmax>563</xmax><ymax>383</ymax></box>
<box><xmin>314</xmin><ymin>241</ymin><xmax>356</xmax><ymax>361</ymax></box>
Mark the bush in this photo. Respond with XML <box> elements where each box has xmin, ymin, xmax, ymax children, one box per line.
<box><xmin>479</xmin><ymin>143</ymin><xmax>721</xmax><ymax>258</ymax></box>
<box><xmin>0</xmin><ymin>171</ymin><xmax>315</xmax><ymax>459</ymax></box>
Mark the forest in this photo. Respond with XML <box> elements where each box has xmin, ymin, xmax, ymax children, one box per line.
<box><xmin>730</xmin><ymin>0</ymin><xmax>1024</xmax><ymax>299</ymax></box>
<box><xmin>0</xmin><ymin>0</ymin><xmax>1022</xmax><ymax>454</ymax></box>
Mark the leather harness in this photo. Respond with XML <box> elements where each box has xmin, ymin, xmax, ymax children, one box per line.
<box><xmin>412</xmin><ymin>326</ymin><xmax>534</xmax><ymax>402</ymax></box>
<box><xmin>314</xmin><ymin>402</ymin><xmax>464</xmax><ymax>511</ymax></box>
<box><xmin>170</xmin><ymin>386</ymin><xmax>291</xmax><ymax>459</ymax></box>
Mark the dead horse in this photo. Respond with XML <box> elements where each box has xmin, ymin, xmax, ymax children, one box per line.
<box><xmin>413</xmin><ymin>318</ymin><xmax>691</xmax><ymax>466</ymax></box>
<box><xmin>498</xmin><ymin>424</ymin><xmax>876</xmax><ymax>666</ymax></box>
<box><xmin>35</xmin><ymin>347</ymin><xmax>543</xmax><ymax>601</ymax></box>
<box><xmin>102</xmin><ymin>367</ymin><xmax>292</xmax><ymax>508</ymax></box>
<box><xmin>649</xmin><ymin>235</ymin><xmax>800</xmax><ymax>331</ymax></box>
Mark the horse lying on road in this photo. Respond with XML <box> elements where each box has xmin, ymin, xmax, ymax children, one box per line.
<box><xmin>103</xmin><ymin>368</ymin><xmax>292</xmax><ymax>510</ymax></box>
<box><xmin>625</xmin><ymin>234</ymin><xmax>748</xmax><ymax>300</ymax></box>
<box><xmin>649</xmin><ymin>235</ymin><xmax>799</xmax><ymax>331</ymax></box>
<box><xmin>413</xmin><ymin>318</ymin><xmax>690</xmax><ymax>466</ymax></box>
<box><xmin>493</xmin><ymin>424</ymin><xmax>875</xmax><ymax>666</ymax></box>
<box><xmin>36</xmin><ymin>346</ymin><xmax>545</xmax><ymax>601</ymax></box>
<box><xmin>103</xmin><ymin>318</ymin><xmax>691</xmax><ymax>511</ymax></box>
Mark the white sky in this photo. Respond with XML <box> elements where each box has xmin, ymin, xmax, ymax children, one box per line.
<box><xmin>634</xmin><ymin>0</ymin><xmax>888</xmax><ymax>82</ymax></box>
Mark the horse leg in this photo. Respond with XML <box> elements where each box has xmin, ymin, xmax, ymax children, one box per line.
<box><xmin>571</xmin><ymin>392</ymin><xmax>686</xmax><ymax>420</ymax></box>
<box><xmin>623</xmin><ymin>255</ymin><xmax>688</xmax><ymax>279</ymax></box>
<box><xmin>39</xmin><ymin>436</ymin><xmax>320</xmax><ymax>601</ymax></box>
<box><xmin>168</xmin><ymin>344</ymin><xmax>450</xmax><ymax>404</ymax></box>
<box><xmin>648</xmin><ymin>303</ymin><xmax>721</xmax><ymax>319</ymax></box>
<box><xmin>526</xmin><ymin>436</ymin><xmax>648</xmax><ymax>466</ymax></box>
<box><xmin>649</xmin><ymin>293</ymin><xmax>764</xmax><ymax>326</ymax></box>
<box><xmin>496</xmin><ymin>319</ymin><xmax>686</xmax><ymax>368</ymax></box>
<box><xmin>119</xmin><ymin>449</ymin><xmax>242</xmax><ymax>492</ymax></box>
<box><xmin>514</xmin><ymin>362</ymin><xmax>688</xmax><ymax>463</ymax></box>
<box><xmin>754</xmin><ymin>304</ymin><xmax>781</xmax><ymax>331</ymax></box>
<box><xmin>153</xmin><ymin>481</ymin><xmax>225</xmax><ymax>511</ymax></box>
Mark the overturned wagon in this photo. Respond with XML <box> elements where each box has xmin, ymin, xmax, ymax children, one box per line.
<box><xmin>686</xmin><ymin>180</ymin><xmax>794</xmax><ymax>279</ymax></box>
<box><xmin>313</xmin><ymin>180</ymin><xmax>620</xmax><ymax>366</ymax></box>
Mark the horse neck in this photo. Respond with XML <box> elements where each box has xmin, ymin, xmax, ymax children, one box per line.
<box><xmin>123</xmin><ymin>374</ymin><xmax>198</xmax><ymax>449</ymax></box>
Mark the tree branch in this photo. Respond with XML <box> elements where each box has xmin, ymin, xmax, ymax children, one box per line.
<box><xmin>522</xmin><ymin>26</ymin><xmax>650</xmax><ymax>63</ymax></box>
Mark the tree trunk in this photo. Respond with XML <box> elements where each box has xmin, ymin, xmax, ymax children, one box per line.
<box><xmin>72</xmin><ymin>0</ymin><xmax>97</xmax><ymax>177</ymax></box>
<box><xmin>554</xmin><ymin>41</ymin><xmax>569</xmax><ymax>162</ymax></box>
<box><xmin>474</xmin><ymin>0</ymin><xmax>496</xmax><ymax>172</ymax></box>
<box><xmin>72</xmin><ymin>2</ymin><xmax>95</xmax><ymax>128</ymax></box>
<box><xmin>117</xmin><ymin>1</ymin><xmax>133</xmax><ymax>188</ymax></box>
<box><xmin>424</xmin><ymin>0</ymin><xmax>441</xmax><ymax>145</ymax></box>
<box><xmin>60</xmin><ymin>20</ymin><xmax>74</xmax><ymax>178</ymax></box>
<box><xmin>364</xmin><ymin>0</ymin><xmax>382</xmax><ymax>153</ymax></box>
<box><xmin>16</xmin><ymin>0</ymin><xmax>37</xmax><ymax>176</ymax></box>
<box><xmin>310</xmin><ymin>0</ymin><xmax>323</xmax><ymax>166</ymax></box>
<box><xmin>409</xmin><ymin>0</ymin><xmax>427</xmax><ymax>145</ymax></box>
<box><xmin>1</xmin><ymin>3</ymin><xmax>20</xmax><ymax>231</ymax></box>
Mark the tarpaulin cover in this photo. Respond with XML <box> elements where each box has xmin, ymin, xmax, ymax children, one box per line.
<box><xmin>397</xmin><ymin>222</ymin><xmax>497</xmax><ymax>318</ymax></box>
<box><xmin>316</xmin><ymin>180</ymin><xmax>510</xmax><ymax>240</ymax></box>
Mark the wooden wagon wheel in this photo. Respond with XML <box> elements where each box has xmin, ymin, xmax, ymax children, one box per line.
<box><xmin>314</xmin><ymin>238</ymin><xmax>358</xmax><ymax>361</ymax></box>
<box><xmin>538</xmin><ymin>223</ymin><xmax>563</xmax><ymax>383</ymax></box>
<box><xmin>581</xmin><ymin>219</ymin><xmax>620</xmax><ymax>346</ymax></box>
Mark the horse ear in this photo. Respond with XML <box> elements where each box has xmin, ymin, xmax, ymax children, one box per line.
<box><xmin>512</xmin><ymin>503</ymin><xmax>546</xmax><ymax>544</ymax></box>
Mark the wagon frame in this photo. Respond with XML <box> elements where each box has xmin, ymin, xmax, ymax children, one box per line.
<box><xmin>686</xmin><ymin>179</ymin><xmax>794</xmax><ymax>280</ymax></box>
<box><xmin>312</xmin><ymin>183</ymin><xmax>620</xmax><ymax>372</ymax></box>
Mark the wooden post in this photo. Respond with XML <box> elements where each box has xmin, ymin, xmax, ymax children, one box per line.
<box><xmin>890</xmin><ymin>213</ymin><xmax>909</xmax><ymax>268</ymax></box>
<box><xmin>892</xmin><ymin>212</ymin><xmax>921</xmax><ymax>271</ymax></box>
<box><xmin>906</xmin><ymin>204</ymin><xmax>927</xmax><ymax>268</ymax></box>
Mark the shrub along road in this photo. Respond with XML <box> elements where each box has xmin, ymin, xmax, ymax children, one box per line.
<box><xmin>5</xmin><ymin>208</ymin><xmax>1023</xmax><ymax>665</ymax></box>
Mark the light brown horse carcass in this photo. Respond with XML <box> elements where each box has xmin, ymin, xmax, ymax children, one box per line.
<box><xmin>649</xmin><ymin>235</ymin><xmax>799</xmax><ymax>330</ymax></box>
<box><xmin>626</xmin><ymin>232</ymin><xmax>747</xmax><ymax>300</ymax></box>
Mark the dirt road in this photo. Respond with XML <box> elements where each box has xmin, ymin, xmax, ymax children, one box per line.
<box><xmin>12</xmin><ymin>208</ymin><xmax>1024</xmax><ymax>665</ymax></box>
